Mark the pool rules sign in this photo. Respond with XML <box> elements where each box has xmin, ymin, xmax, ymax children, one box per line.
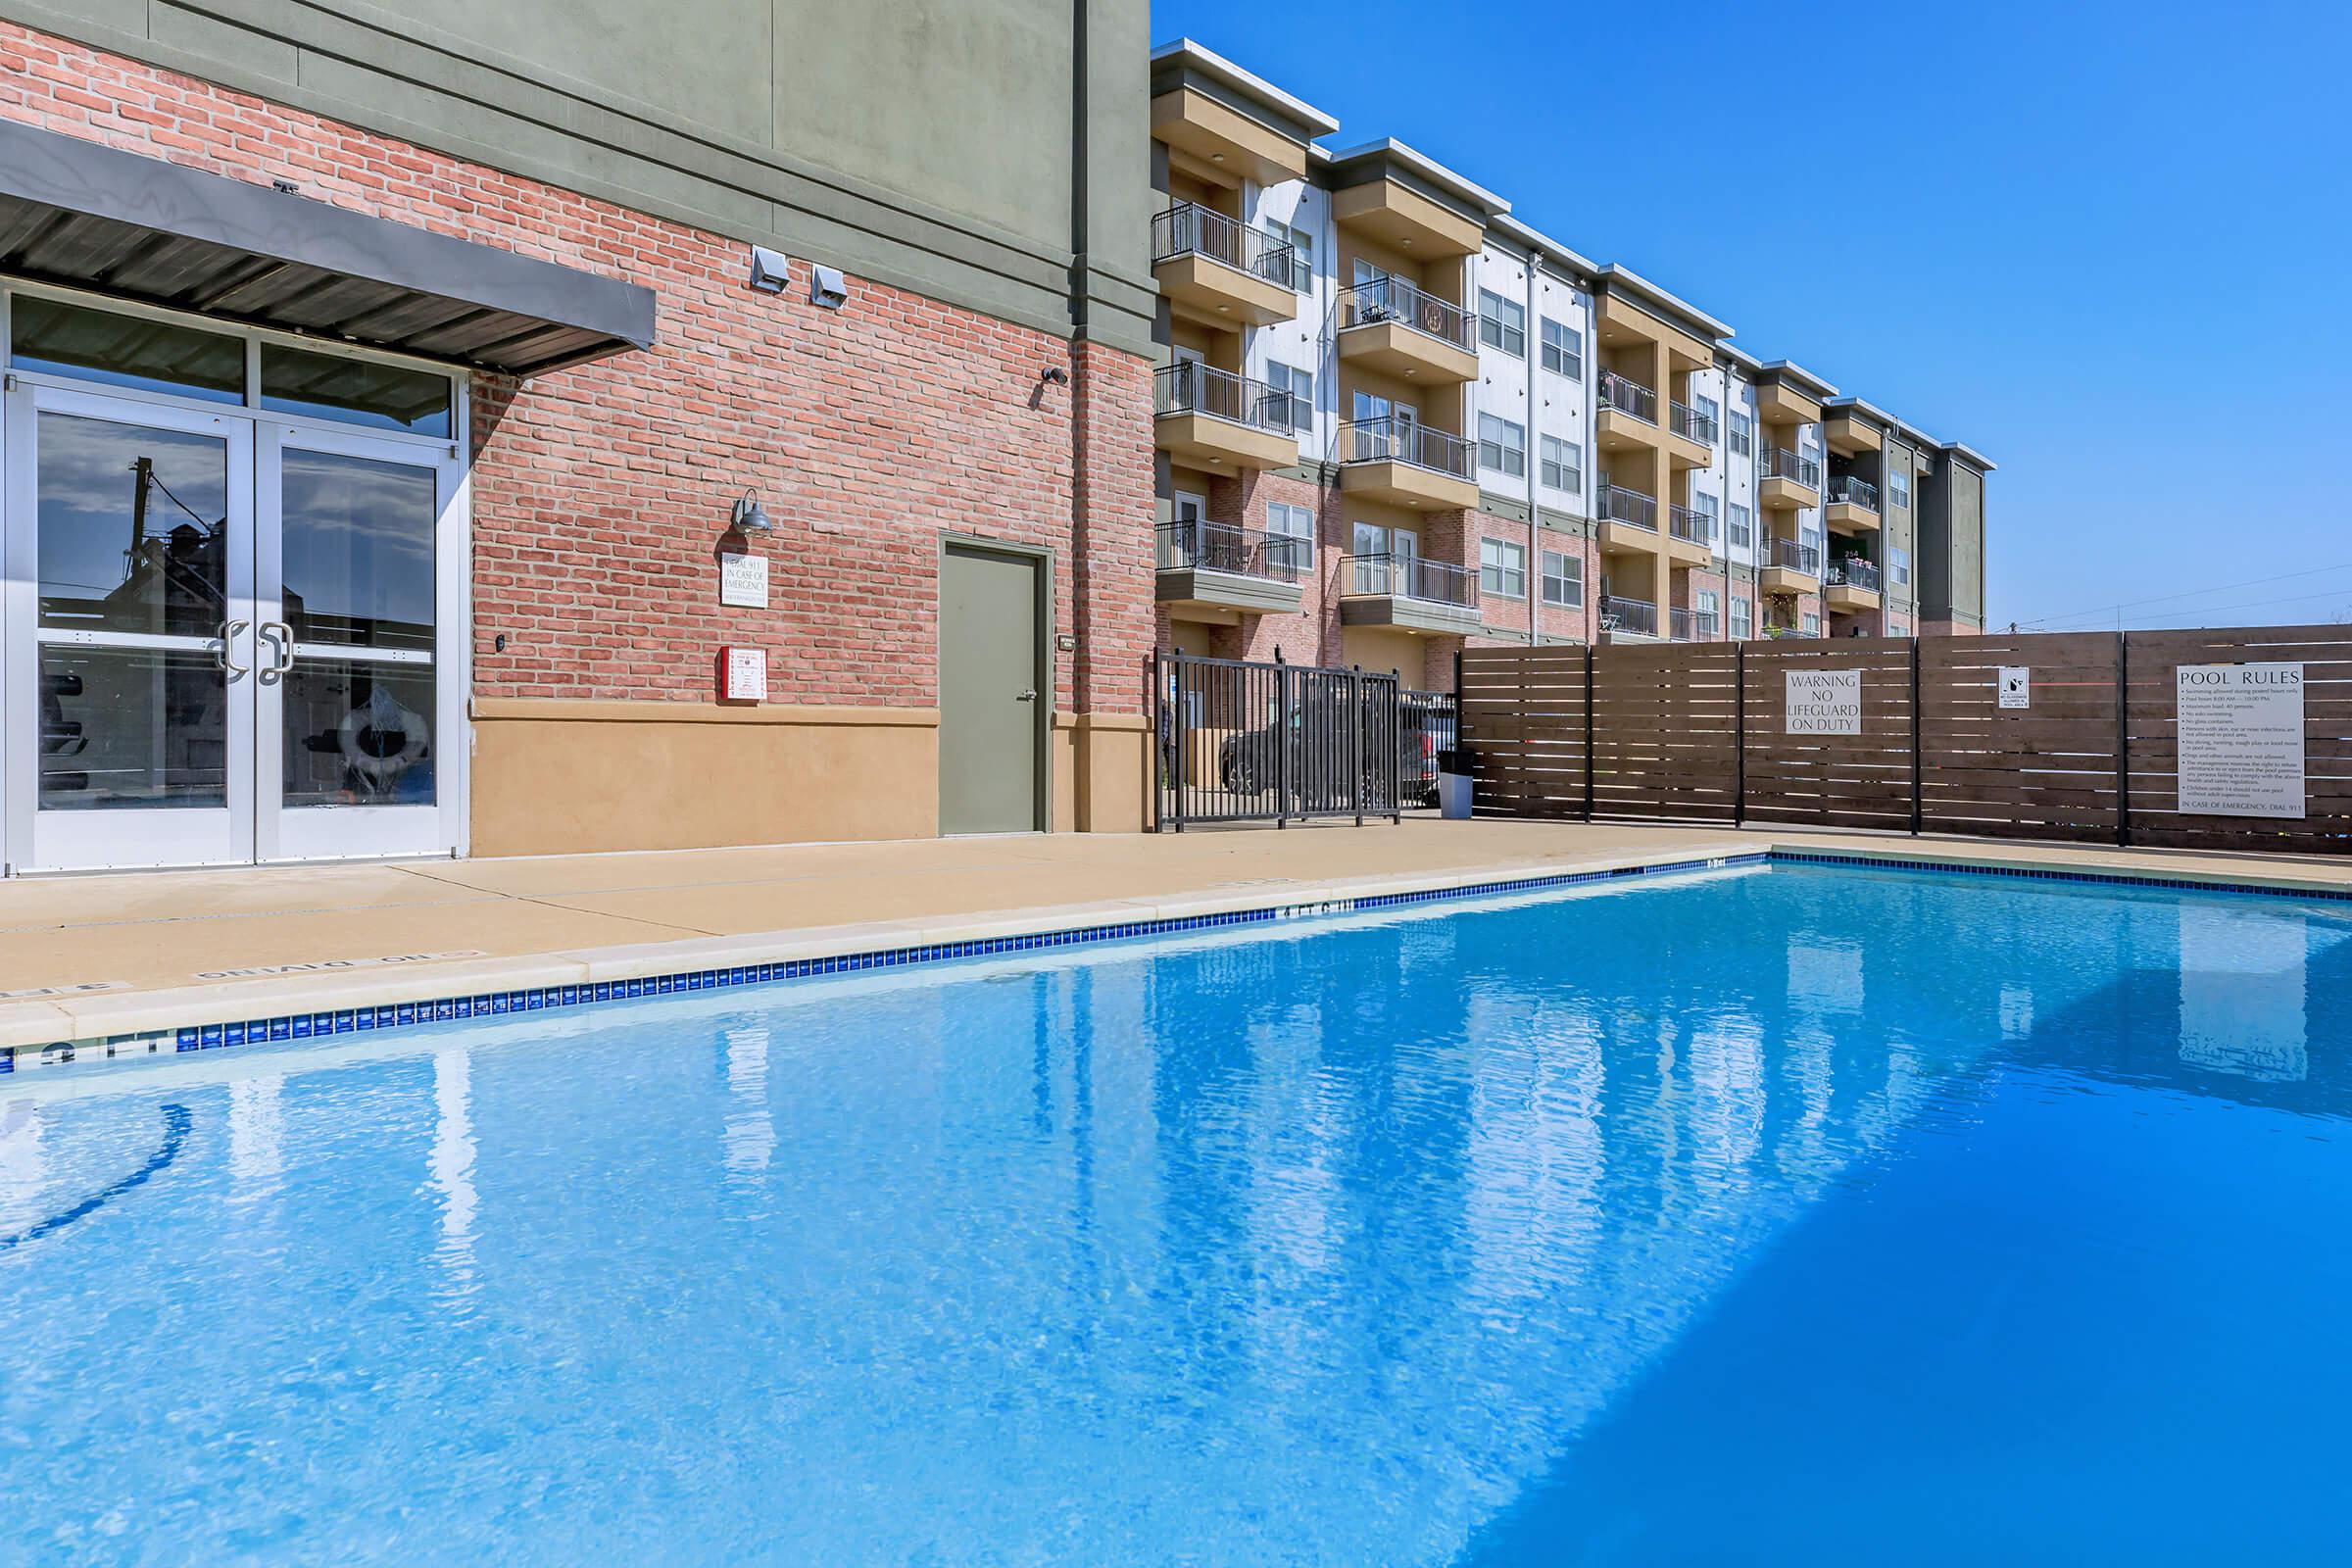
<box><xmin>2177</xmin><ymin>663</ymin><xmax>2305</xmax><ymax>818</ymax></box>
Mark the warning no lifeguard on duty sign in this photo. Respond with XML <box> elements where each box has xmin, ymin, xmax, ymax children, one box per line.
<box><xmin>1785</xmin><ymin>669</ymin><xmax>1863</xmax><ymax>735</ymax></box>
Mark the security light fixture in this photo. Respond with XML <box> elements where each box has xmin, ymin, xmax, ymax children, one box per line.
<box><xmin>731</xmin><ymin>488</ymin><xmax>771</xmax><ymax>532</ymax></box>
<box><xmin>748</xmin><ymin>245</ymin><xmax>791</xmax><ymax>295</ymax></box>
<box><xmin>1040</xmin><ymin>367</ymin><xmax>1069</xmax><ymax>387</ymax></box>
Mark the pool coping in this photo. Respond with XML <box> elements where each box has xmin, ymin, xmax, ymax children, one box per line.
<box><xmin>4</xmin><ymin>833</ymin><xmax>2348</xmax><ymax>1078</ymax></box>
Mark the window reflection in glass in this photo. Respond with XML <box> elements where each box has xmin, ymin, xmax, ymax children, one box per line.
<box><xmin>282</xmin><ymin>660</ymin><xmax>435</xmax><ymax>808</ymax></box>
<box><xmin>280</xmin><ymin>449</ymin><xmax>437</xmax><ymax>651</ymax></box>
<box><xmin>10</xmin><ymin>296</ymin><xmax>246</xmax><ymax>404</ymax></box>
<box><xmin>38</xmin><ymin>646</ymin><xmax>228</xmax><ymax>809</ymax></box>
<box><xmin>261</xmin><ymin>345</ymin><xmax>452</xmax><ymax>437</ymax></box>
<box><xmin>37</xmin><ymin>413</ymin><xmax>230</xmax><ymax>637</ymax></box>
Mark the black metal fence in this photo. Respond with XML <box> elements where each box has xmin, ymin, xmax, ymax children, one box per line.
<box><xmin>1399</xmin><ymin>689</ymin><xmax>1457</xmax><ymax>807</ymax></box>
<box><xmin>1155</xmin><ymin>652</ymin><xmax>1403</xmax><ymax>829</ymax></box>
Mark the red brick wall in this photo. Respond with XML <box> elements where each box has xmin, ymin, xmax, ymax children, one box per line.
<box><xmin>0</xmin><ymin>23</ymin><xmax>1153</xmax><ymax>713</ymax></box>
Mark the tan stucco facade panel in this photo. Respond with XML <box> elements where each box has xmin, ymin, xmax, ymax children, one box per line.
<box><xmin>472</xmin><ymin>705</ymin><xmax>942</xmax><ymax>857</ymax></box>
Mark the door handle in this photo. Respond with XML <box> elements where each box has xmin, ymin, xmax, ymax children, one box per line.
<box><xmin>1015</xmin><ymin>689</ymin><xmax>1037</xmax><ymax>703</ymax></box>
<box><xmin>259</xmin><ymin>620</ymin><xmax>295</xmax><ymax>678</ymax></box>
<box><xmin>215</xmin><ymin>618</ymin><xmax>251</xmax><ymax>677</ymax></box>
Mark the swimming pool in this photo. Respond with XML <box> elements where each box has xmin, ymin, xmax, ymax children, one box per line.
<box><xmin>2</xmin><ymin>860</ymin><xmax>2347</xmax><ymax>1564</ymax></box>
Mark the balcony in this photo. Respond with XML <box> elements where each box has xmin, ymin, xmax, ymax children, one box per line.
<box><xmin>1595</xmin><ymin>368</ymin><xmax>1661</xmax><ymax>456</ymax></box>
<box><xmin>1759</xmin><ymin>536</ymin><xmax>1822</xmax><ymax>596</ymax></box>
<box><xmin>1666</xmin><ymin>503</ymin><xmax>1714</xmax><ymax>565</ymax></box>
<box><xmin>1756</xmin><ymin>378</ymin><xmax>1822</xmax><ymax>426</ymax></box>
<box><xmin>1758</xmin><ymin>446</ymin><xmax>1821</xmax><ymax>511</ymax></box>
<box><xmin>1156</xmin><ymin>519</ymin><xmax>1308</xmax><ymax>616</ymax></box>
<box><xmin>1669</xmin><ymin>607</ymin><xmax>1720</xmax><ymax>643</ymax></box>
<box><xmin>1334</xmin><ymin>278</ymin><xmax>1479</xmax><ymax>385</ymax></box>
<box><xmin>1824</xmin><ymin>407</ymin><xmax>1883</xmax><ymax>457</ymax></box>
<box><xmin>1151</xmin><ymin>203</ymin><xmax>1298</xmax><ymax>328</ymax></box>
<box><xmin>1824</xmin><ymin>473</ymin><xmax>1882</xmax><ymax>534</ymax></box>
<box><xmin>1152</xmin><ymin>86</ymin><xmax>1311</xmax><ymax>188</ymax></box>
<box><xmin>1337</xmin><ymin>417</ymin><xmax>1480</xmax><ymax>511</ymax></box>
<box><xmin>1665</xmin><ymin>400</ymin><xmax>1715</xmax><ymax>468</ymax></box>
<box><xmin>1599</xmin><ymin>594</ymin><xmax>1658</xmax><ymax>639</ymax></box>
<box><xmin>1595</xmin><ymin>482</ymin><xmax>1659</xmax><ymax>555</ymax></box>
<box><xmin>1825</xmin><ymin>555</ymin><xmax>1882</xmax><ymax>612</ymax></box>
<box><xmin>1340</xmin><ymin>552</ymin><xmax>1482</xmax><ymax>635</ymax></box>
<box><xmin>1154</xmin><ymin>363</ymin><xmax>1298</xmax><ymax>473</ymax></box>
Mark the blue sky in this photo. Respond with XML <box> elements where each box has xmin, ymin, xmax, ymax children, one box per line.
<box><xmin>1149</xmin><ymin>0</ymin><xmax>2352</xmax><ymax>630</ymax></box>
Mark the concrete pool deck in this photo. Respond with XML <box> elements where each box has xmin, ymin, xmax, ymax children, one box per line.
<box><xmin>4</xmin><ymin>820</ymin><xmax>2350</xmax><ymax>1059</ymax></box>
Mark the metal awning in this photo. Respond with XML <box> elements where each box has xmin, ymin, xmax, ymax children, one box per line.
<box><xmin>0</xmin><ymin>120</ymin><xmax>655</xmax><ymax>376</ymax></box>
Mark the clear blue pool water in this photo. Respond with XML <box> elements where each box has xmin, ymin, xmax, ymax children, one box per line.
<box><xmin>3</xmin><ymin>861</ymin><xmax>2350</xmax><ymax>1565</ymax></box>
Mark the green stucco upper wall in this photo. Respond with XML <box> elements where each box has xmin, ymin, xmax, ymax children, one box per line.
<box><xmin>0</xmin><ymin>0</ymin><xmax>1155</xmax><ymax>356</ymax></box>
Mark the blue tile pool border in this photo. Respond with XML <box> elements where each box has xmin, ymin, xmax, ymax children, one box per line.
<box><xmin>7</xmin><ymin>843</ymin><xmax>2349</xmax><ymax>1075</ymax></box>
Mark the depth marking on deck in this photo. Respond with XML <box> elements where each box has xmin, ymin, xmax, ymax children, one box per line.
<box><xmin>192</xmin><ymin>951</ymin><xmax>489</xmax><ymax>981</ymax></box>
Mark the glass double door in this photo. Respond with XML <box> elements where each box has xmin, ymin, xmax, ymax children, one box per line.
<box><xmin>4</xmin><ymin>382</ymin><xmax>461</xmax><ymax>871</ymax></box>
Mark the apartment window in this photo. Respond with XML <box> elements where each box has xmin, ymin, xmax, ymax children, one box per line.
<box><xmin>1889</xmin><ymin>546</ymin><xmax>1912</xmax><ymax>586</ymax></box>
<box><xmin>1540</xmin><ymin>317</ymin><xmax>1583</xmax><ymax>379</ymax></box>
<box><xmin>1478</xmin><ymin>290</ymin><xmax>1526</xmax><ymax>357</ymax></box>
<box><xmin>1695</xmin><ymin>588</ymin><xmax>1720</xmax><ymax>631</ymax></box>
<box><xmin>1480</xmin><ymin>537</ymin><xmax>1527</xmax><ymax>599</ymax></box>
<box><xmin>1728</xmin><ymin>502</ymin><xmax>1753</xmax><ymax>549</ymax></box>
<box><xmin>1728</xmin><ymin>410</ymin><xmax>1754</xmax><ymax>457</ymax></box>
<box><xmin>1888</xmin><ymin>466</ymin><xmax>1913</xmax><ymax>510</ymax></box>
<box><xmin>1730</xmin><ymin>596</ymin><xmax>1753</xmax><ymax>640</ymax></box>
<box><xmin>1540</xmin><ymin>435</ymin><xmax>1583</xmax><ymax>494</ymax></box>
<box><xmin>1265</xmin><ymin>361</ymin><xmax>1313</xmax><ymax>432</ymax></box>
<box><xmin>1266</xmin><ymin>220</ymin><xmax>1314</xmax><ymax>292</ymax></box>
<box><xmin>1802</xmin><ymin>612</ymin><xmax>1821</xmax><ymax>636</ymax></box>
<box><xmin>1267</xmin><ymin>500</ymin><xmax>1314</xmax><ymax>572</ymax></box>
<box><xmin>1694</xmin><ymin>491</ymin><xmax>1719</xmax><ymax>543</ymax></box>
<box><xmin>1541</xmin><ymin>549</ymin><xmax>1584</xmax><ymax>608</ymax></box>
<box><xmin>1479</xmin><ymin>414</ymin><xmax>1526</xmax><ymax>477</ymax></box>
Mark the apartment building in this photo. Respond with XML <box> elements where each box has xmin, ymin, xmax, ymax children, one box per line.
<box><xmin>0</xmin><ymin>0</ymin><xmax>1161</xmax><ymax>876</ymax></box>
<box><xmin>1148</xmin><ymin>39</ymin><xmax>1993</xmax><ymax>690</ymax></box>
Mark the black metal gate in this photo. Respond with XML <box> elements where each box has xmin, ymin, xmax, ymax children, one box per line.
<box><xmin>1398</xmin><ymin>690</ymin><xmax>1457</xmax><ymax>808</ymax></box>
<box><xmin>1154</xmin><ymin>651</ymin><xmax>1402</xmax><ymax>829</ymax></box>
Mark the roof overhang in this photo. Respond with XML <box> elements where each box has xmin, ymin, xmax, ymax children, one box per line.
<box><xmin>1592</xmin><ymin>264</ymin><xmax>1732</xmax><ymax>342</ymax></box>
<box><xmin>1942</xmin><ymin>442</ymin><xmax>1996</xmax><ymax>471</ymax></box>
<box><xmin>0</xmin><ymin>119</ymin><xmax>655</xmax><ymax>377</ymax></box>
<box><xmin>1758</xmin><ymin>358</ymin><xmax>1839</xmax><ymax>401</ymax></box>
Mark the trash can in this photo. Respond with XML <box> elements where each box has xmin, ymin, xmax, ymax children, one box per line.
<box><xmin>1436</xmin><ymin>748</ymin><xmax>1473</xmax><ymax>820</ymax></box>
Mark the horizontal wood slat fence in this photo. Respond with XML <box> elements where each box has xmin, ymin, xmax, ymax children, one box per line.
<box><xmin>1459</xmin><ymin>624</ymin><xmax>2352</xmax><ymax>855</ymax></box>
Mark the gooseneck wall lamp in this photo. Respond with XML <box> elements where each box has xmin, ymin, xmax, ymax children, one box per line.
<box><xmin>731</xmin><ymin>489</ymin><xmax>771</xmax><ymax>533</ymax></box>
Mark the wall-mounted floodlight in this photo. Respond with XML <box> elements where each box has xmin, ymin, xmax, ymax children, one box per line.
<box><xmin>1040</xmin><ymin>367</ymin><xmax>1069</xmax><ymax>387</ymax></box>
<box><xmin>731</xmin><ymin>489</ymin><xmax>771</xmax><ymax>532</ymax></box>
<box><xmin>748</xmin><ymin>246</ymin><xmax>791</xmax><ymax>295</ymax></box>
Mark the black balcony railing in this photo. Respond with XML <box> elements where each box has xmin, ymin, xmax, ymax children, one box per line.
<box><xmin>1345</xmin><ymin>552</ymin><xmax>1477</xmax><ymax>609</ymax></box>
<box><xmin>1670</xmin><ymin>505</ymin><xmax>1712</xmax><ymax>547</ymax></box>
<box><xmin>1341</xmin><ymin>417</ymin><xmax>1476</xmax><ymax>480</ymax></box>
<box><xmin>1597</xmin><ymin>483</ymin><xmax>1657</xmax><ymax>530</ymax></box>
<box><xmin>1154</xmin><ymin>362</ymin><xmax>1298</xmax><ymax>435</ymax></box>
<box><xmin>1762</xmin><ymin>447</ymin><xmax>1823</xmax><ymax>489</ymax></box>
<box><xmin>1600</xmin><ymin>595</ymin><xmax>1657</xmax><ymax>636</ymax></box>
<box><xmin>1668</xmin><ymin>607</ymin><xmax>1722</xmax><ymax>642</ymax></box>
<box><xmin>1670</xmin><ymin>400</ymin><xmax>1717</xmax><ymax>446</ymax></box>
<box><xmin>1150</xmin><ymin>202</ymin><xmax>1297</xmax><ymax>288</ymax></box>
<box><xmin>1828</xmin><ymin>556</ymin><xmax>1881</xmax><ymax>592</ymax></box>
<box><xmin>1770</xmin><ymin>537</ymin><xmax>1823</xmax><ymax>577</ymax></box>
<box><xmin>1597</xmin><ymin>369</ymin><xmax>1657</xmax><ymax>423</ymax></box>
<box><xmin>1334</xmin><ymin>276</ymin><xmax>1475</xmax><ymax>351</ymax></box>
<box><xmin>1156</xmin><ymin>519</ymin><xmax>1308</xmax><ymax>583</ymax></box>
<box><xmin>1828</xmin><ymin>473</ymin><xmax>1881</xmax><ymax>512</ymax></box>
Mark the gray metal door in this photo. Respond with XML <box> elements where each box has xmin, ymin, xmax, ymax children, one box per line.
<box><xmin>938</xmin><ymin>542</ymin><xmax>1042</xmax><ymax>833</ymax></box>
